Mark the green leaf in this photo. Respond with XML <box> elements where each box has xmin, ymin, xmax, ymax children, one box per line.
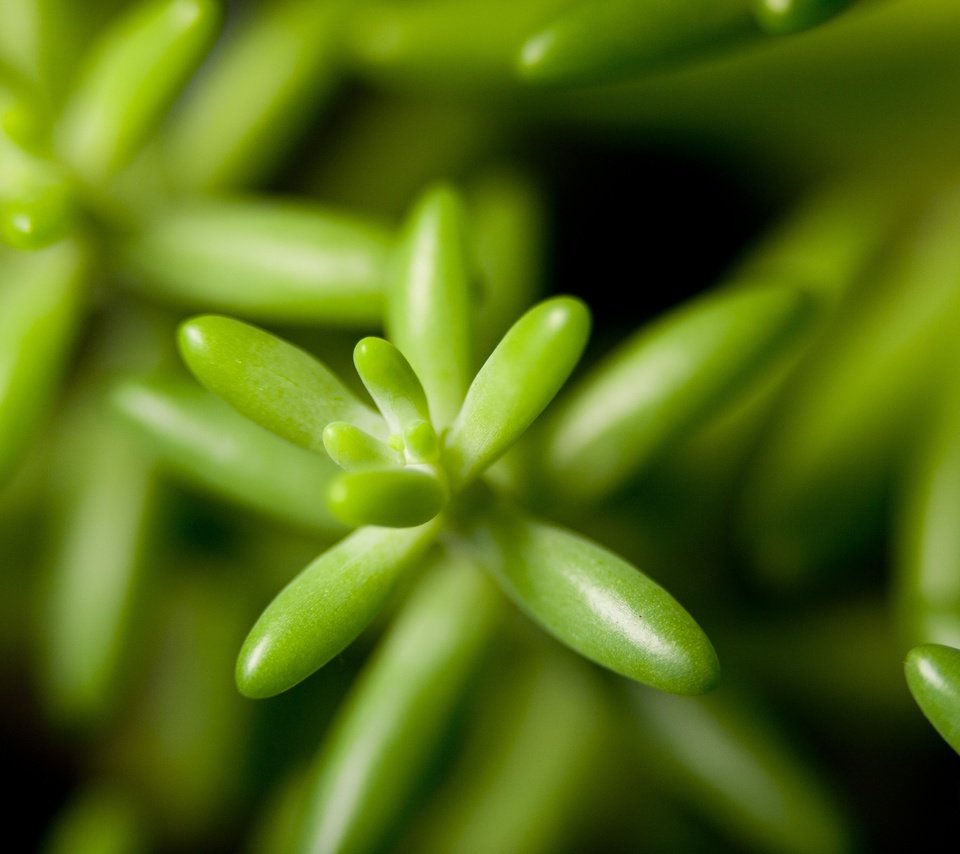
<box><xmin>178</xmin><ymin>315</ymin><xmax>382</xmax><ymax>453</ymax></box>
<box><xmin>469</xmin><ymin>166</ymin><xmax>546</xmax><ymax>359</ymax></box>
<box><xmin>328</xmin><ymin>467</ymin><xmax>448</xmax><ymax>529</ymax></box>
<box><xmin>298</xmin><ymin>552</ymin><xmax>500</xmax><ymax>854</ymax></box>
<box><xmin>0</xmin><ymin>239</ymin><xmax>87</xmax><ymax>483</ymax></box>
<box><xmin>445</xmin><ymin>296</ymin><xmax>590</xmax><ymax>490</ymax></box>
<box><xmin>40</xmin><ymin>413</ymin><xmax>157</xmax><ymax>729</ymax></box>
<box><xmin>236</xmin><ymin>523</ymin><xmax>440</xmax><ymax>698</ymax></box>
<box><xmin>162</xmin><ymin>0</ymin><xmax>343</xmax><ymax>191</ymax></box>
<box><xmin>753</xmin><ymin>0</ymin><xmax>858</xmax><ymax>36</ymax></box>
<box><xmin>464</xmin><ymin>504</ymin><xmax>720</xmax><ymax>694</ymax></box>
<box><xmin>895</xmin><ymin>388</ymin><xmax>960</xmax><ymax>649</ymax></box>
<box><xmin>631</xmin><ymin>684</ymin><xmax>854</xmax><ymax>854</ymax></box>
<box><xmin>119</xmin><ymin>198</ymin><xmax>391</xmax><ymax>326</ymax></box>
<box><xmin>323</xmin><ymin>421</ymin><xmax>402</xmax><ymax>471</ymax></box>
<box><xmin>387</xmin><ymin>184</ymin><xmax>473</xmax><ymax>427</ymax></box>
<box><xmin>543</xmin><ymin>285</ymin><xmax>813</xmax><ymax>502</ymax></box>
<box><xmin>111</xmin><ymin>376</ymin><xmax>346</xmax><ymax>535</ymax></box>
<box><xmin>57</xmin><ymin>0</ymin><xmax>221</xmax><ymax>182</ymax></box>
<box><xmin>517</xmin><ymin>0</ymin><xmax>759</xmax><ymax>86</ymax></box>
<box><xmin>417</xmin><ymin>649</ymin><xmax>606</xmax><ymax>854</ymax></box>
<box><xmin>349</xmin><ymin>0</ymin><xmax>570</xmax><ymax>91</ymax></box>
<box><xmin>905</xmin><ymin>644</ymin><xmax>960</xmax><ymax>755</ymax></box>
<box><xmin>353</xmin><ymin>336</ymin><xmax>432</xmax><ymax>436</ymax></box>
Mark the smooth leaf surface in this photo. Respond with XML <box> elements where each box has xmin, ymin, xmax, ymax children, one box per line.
<box><xmin>0</xmin><ymin>239</ymin><xmax>87</xmax><ymax>482</ymax></box>
<box><xmin>387</xmin><ymin>184</ymin><xmax>473</xmax><ymax>427</ymax></box>
<box><xmin>179</xmin><ymin>315</ymin><xmax>382</xmax><ymax>453</ymax></box>
<box><xmin>57</xmin><ymin>0</ymin><xmax>220</xmax><ymax>182</ymax></box>
<box><xmin>753</xmin><ymin>0</ymin><xmax>859</xmax><ymax>35</ymax></box>
<box><xmin>543</xmin><ymin>285</ymin><xmax>813</xmax><ymax>502</ymax></box>
<box><xmin>120</xmin><ymin>198</ymin><xmax>392</xmax><ymax>325</ymax></box>
<box><xmin>323</xmin><ymin>421</ymin><xmax>401</xmax><ymax>471</ymax></box>
<box><xmin>162</xmin><ymin>0</ymin><xmax>342</xmax><ymax>191</ymax></box>
<box><xmin>445</xmin><ymin>296</ymin><xmax>589</xmax><ymax>490</ymax></box>
<box><xmin>112</xmin><ymin>376</ymin><xmax>346</xmax><ymax>535</ymax></box>
<box><xmin>517</xmin><ymin>0</ymin><xmax>758</xmax><ymax>86</ymax></box>
<box><xmin>237</xmin><ymin>523</ymin><xmax>439</xmax><ymax>698</ymax></box>
<box><xmin>328</xmin><ymin>467</ymin><xmax>448</xmax><ymax>529</ymax></box>
<box><xmin>41</xmin><ymin>415</ymin><xmax>157</xmax><ymax>728</ymax></box>
<box><xmin>905</xmin><ymin>643</ymin><xmax>960</xmax><ymax>755</ymax></box>
<box><xmin>298</xmin><ymin>553</ymin><xmax>500</xmax><ymax>854</ymax></box>
<box><xmin>465</xmin><ymin>505</ymin><xmax>720</xmax><ymax>694</ymax></box>
<box><xmin>353</xmin><ymin>336</ymin><xmax>431</xmax><ymax>436</ymax></box>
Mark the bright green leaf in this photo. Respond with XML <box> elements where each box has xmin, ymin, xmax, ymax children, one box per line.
<box><xmin>905</xmin><ymin>643</ymin><xmax>960</xmax><ymax>755</ymax></box>
<box><xmin>329</xmin><ymin>467</ymin><xmax>448</xmax><ymax>529</ymax></box>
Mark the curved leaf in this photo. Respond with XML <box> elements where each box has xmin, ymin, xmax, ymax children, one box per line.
<box><xmin>178</xmin><ymin>314</ymin><xmax>382</xmax><ymax>453</ymax></box>
<box><xmin>236</xmin><ymin>522</ymin><xmax>440</xmax><ymax>698</ymax></box>
<box><xmin>387</xmin><ymin>184</ymin><xmax>473</xmax><ymax>427</ymax></box>
<box><xmin>120</xmin><ymin>199</ymin><xmax>392</xmax><ymax>325</ymax></box>
<box><xmin>905</xmin><ymin>643</ymin><xmax>960</xmax><ymax>755</ymax></box>
<box><xmin>111</xmin><ymin>376</ymin><xmax>346</xmax><ymax>535</ymax></box>
<box><xmin>543</xmin><ymin>285</ymin><xmax>813</xmax><ymax>502</ymax></box>
<box><xmin>753</xmin><ymin>0</ymin><xmax>858</xmax><ymax>36</ymax></box>
<box><xmin>353</xmin><ymin>336</ymin><xmax>431</xmax><ymax>436</ymax></box>
<box><xmin>57</xmin><ymin>0</ymin><xmax>221</xmax><ymax>182</ymax></box>
<box><xmin>298</xmin><ymin>552</ymin><xmax>500</xmax><ymax>854</ymax></box>
<box><xmin>445</xmin><ymin>296</ymin><xmax>589</xmax><ymax>490</ymax></box>
<box><xmin>464</xmin><ymin>505</ymin><xmax>719</xmax><ymax>694</ymax></box>
<box><xmin>328</xmin><ymin>467</ymin><xmax>448</xmax><ymax>529</ymax></box>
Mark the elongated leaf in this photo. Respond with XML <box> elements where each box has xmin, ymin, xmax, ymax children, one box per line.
<box><xmin>236</xmin><ymin>523</ymin><xmax>440</xmax><ymax>698</ymax></box>
<box><xmin>329</xmin><ymin>467</ymin><xmax>448</xmax><ymax>529</ymax></box>
<box><xmin>469</xmin><ymin>166</ymin><xmax>546</xmax><ymax>359</ymax></box>
<box><xmin>41</xmin><ymin>414</ymin><xmax>157</xmax><ymax>728</ymax></box>
<box><xmin>387</xmin><ymin>184</ymin><xmax>473</xmax><ymax>427</ymax></box>
<box><xmin>517</xmin><ymin>0</ymin><xmax>758</xmax><ymax>86</ymax></box>
<box><xmin>349</xmin><ymin>0</ymin><xmax>570</xmax><ymax>91</ymax></box>
<box><xmin>178</xmin><ymin>315</ymin><xmax>382</xmax><ymax>453</ymax></box>
<box><xmin>741</xmin><ymin>188</ymin><xmax>960</xmax><ymax>587</ymax></box>
<box><xmin>465</xmin><ymin>505</ymin><xmax>719</xmax><ymax>694</ymax></box>
<box><xmin>543</xmin><ymin>285</ymin><xmax>812</xmax><ymax>502</ymax></box>
<box><xmin>631</xmin><ymin>685</ymin><xmax>853</xmax><ymax>854</ymax></box>
<box><xmin>895</xmin><ymin>388</ymin><xmax>960</xmax><ymax>649</ymax></box>
<box><xmin>120</xmin><ymin>198</ymin><xmax>391</xmax><ymax>325</ymax></box>
<box><xmin>353</xmin><ymin>336</ymin><xmax>431</xmax><ymax>436</ymax></box>
<box><xmin>753</xmin><ymin>0</ymin><xmax>860</xmax><ymax>35</ymax></box>
<box><xmin>0</xmin><ymin>0</ymin><xmax>74</xmax><ymax>98</ymax></box>
<box><xmin>905</xmin><ymin>643</ymin><xmax>960</xmax><ymax>755</ymax></box>
<box><xmin>445</xmin><ymin>296</ymin><xmax>589</xmax><ymax>490</ymax></box>
<box><xmin>57</xmin><ymin>0</ymin><xmax>220</xmax><ymax>182</ymax></box>
<box><xmin>111</xmin><ymin>376</ymin><xmax>346</xmax><ymax>535</ymax></box>
<box><xmin>323</xmin><ymin>421</ymin><xmax>401</xmax><ymax>471</ymax></box>
<box><xmin>0</xmin><ymin>239</ymin><xmax>87</xmax><ymax>482</ymax></box>
<box><xmin>416</xmin><ymin>649</ymin><xmax>606</xmax><ymax>854</ymax></box>
<box><xmin>298</xmin><ymin>553</ymin><xmax>500</xmax><ymax>854</ymax></box>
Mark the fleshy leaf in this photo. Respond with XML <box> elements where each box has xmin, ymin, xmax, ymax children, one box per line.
<box><xmin>323</xmin><ymin>421</ymin><xmax>402</xmax><ymax>471</ymax></box>
<box><xmin>120</xmin><ymin>198</ymin><xmax>392</xmax><ymax>326</ymax></box>
<box><xmin>162</xmin><ymin>0</ymin><xmax>343</xmax><ymax>192</ymax></box>
<box><xmin>445</xmin><ymin>296</ymin><xmax>589</xmax><ymax>490</ymax></box>
<box><xmin>0</xmin><ymin>239</ymin><xmax>88</xmax><ymax>482</ymax></box>
<box><xmin>387</xmin><ymin>184</ymin><xmax>473</xmax><ymax>427</ymax></box>
<box><xmin>464</xmin><ymin>504</ymin><xmax>720</xmax><ymax>694</ymax></box>
<box><xmin>111</xmin><ymin>376</ymin><xmax>346</xmax><ymax>535</ymax></box>
<box><xmin>353</xmin><ymin>336</ymin><xmax>431</xmax><ymax>436</ymax></box>
<box><xmin>753</xmin><ymin>0</ymin><xmax>858</xmax><ymax>36</ymax></box>
<box><xmin>543</xmin><ymin>285</ymin><xmax>813</xmax><ymax>502</ymax></box>
<box><xmin>57</xmin><ymin>0</ymin><xmax>221</xmax><ymax>182</ymax></box>
<box><xmin>905</xmin><ymin>644</ymin><xmax>960</xmax><ymax>755</ymax></box>
<box><xmin>236</xmin><ymin>523</ymin><xmax>440</xmax><ymax>698</ymax></box>
<box><xmin>328</xmin><ymin>467</ymin><xmax>448</xmax><ymax>529</ymax></box>
<box><xmin>298</xmin><ymin>552</ymin><xmax>500</xmax><ymax>854</ymax></box>
<box><xmin>178</xmin><ymin>315</ymin><xmax>382</xmax><ymax>453</ymax></box>
<box><xmin>517</xmin><ymin>0</ymin><xmax>759</xmax><ymax>86</ymax></box>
